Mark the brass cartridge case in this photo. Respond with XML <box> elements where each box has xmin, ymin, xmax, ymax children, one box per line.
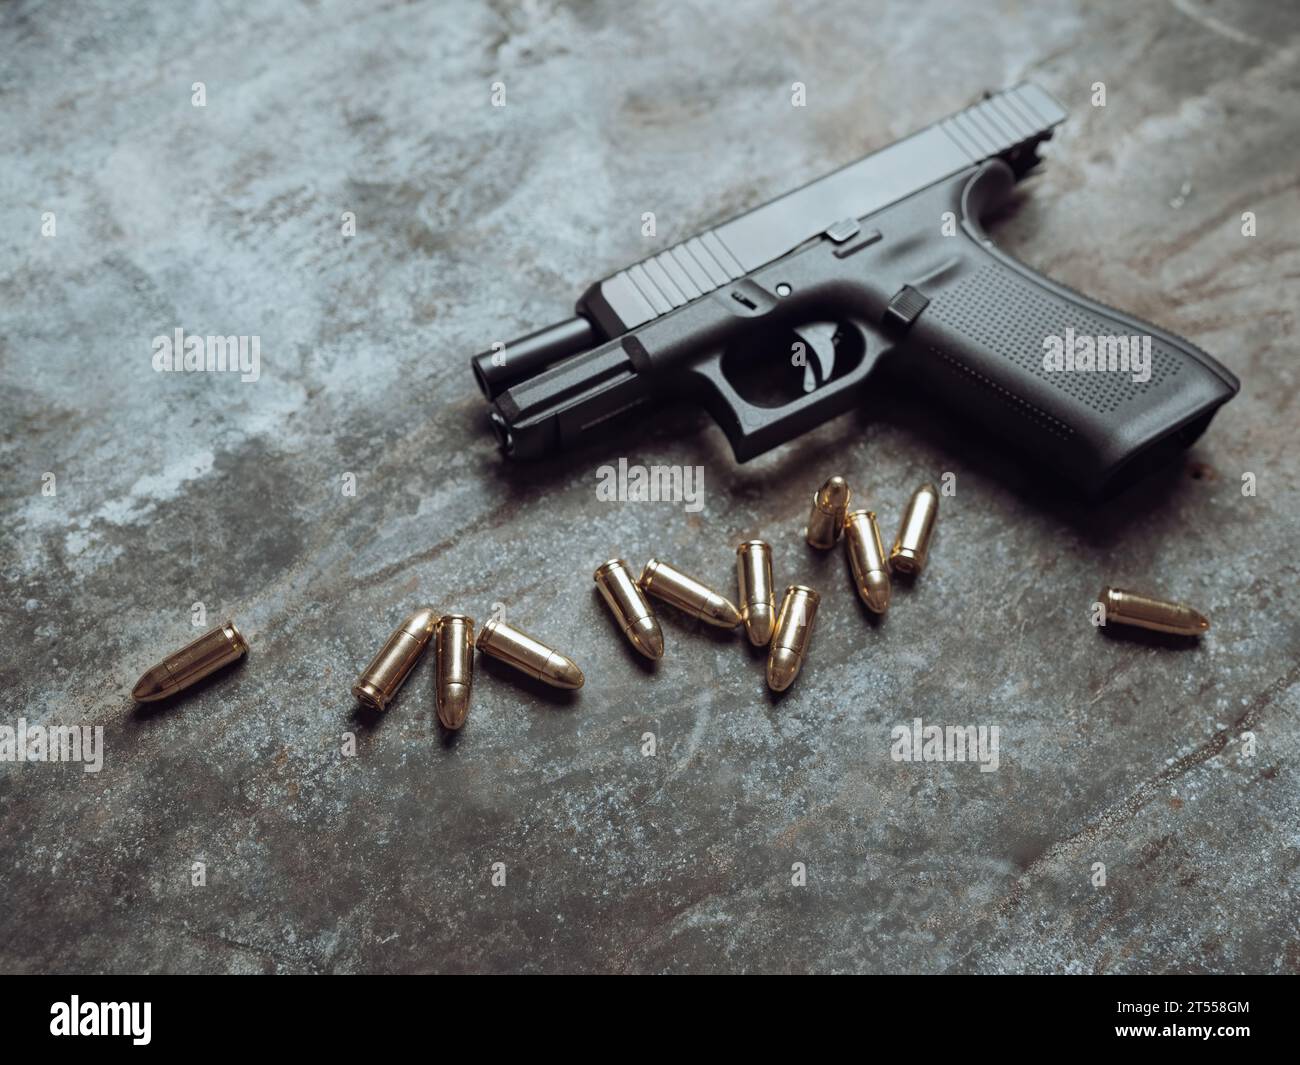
<box><xmin>1099</xmin><ymin>587</ymin><xmax>1210</xmax><ymax>636</ymax></box>
<box><xmin>434</xmin><ymin>614</ymin><xmax>475</xmax><ymax>730</ymax></box>
<box><xmin>767</xmin><ymin>585</ymin><xmax>820</xmax><ymax>692</ymax></box>
<box><xmin>736</xmin><ymin>540</ymin><xmax>776</xmax><ymax>646</ymax></box>
<box><xmin>131</xmin><ymin>620</ymin><xmax>249</xmax><ymax>702</ymax></box>
<box><xmin>844</xmin><ymin>509</ymin><xmax>891</xmax><ymax>614</ymax></box>
<box><xmin>639</xmin><ymin>558</ymin><xmax>742</xmax><ymax>628</ymax></box>
<box><xmin>476</xmin><ymin>618</ymin><xmax>585</xmax><ymax>689</ymax></box>
<box><xmin>890</xmin><ymin>482</ymin><xmax>939</xmax><ymax>575</ymax></box>
<box><xmin>806</xmin><ymin>476</ymin><xmax>851</xmax><ymax>549</ymax></box>
<box><xmin>351</xmin><ymin>607</ymin><xmax>437</xmax><ymax>711</ymax></box>
<box><xmin>594</xmin><ymin>559</ymin><xmax>664</xmax><ymax>659</ymax></box>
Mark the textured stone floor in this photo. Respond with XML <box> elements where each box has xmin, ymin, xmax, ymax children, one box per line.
<box><xmin>2</xmin><ymin>0</ymin><xmax>1297</xmax><ymax>973</ymax></box>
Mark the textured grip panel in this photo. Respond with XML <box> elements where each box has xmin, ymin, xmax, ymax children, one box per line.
<box><xmin>925</xmin><ymin>339</ymin><xmax>1078</xmax><ymax>442</ymax></box>
<box><xmin>904</xmin><ymin>250</ymin><xmax>1236</xmax><ymax>495</ymax></box>
<box><xmin>926</xmin><ymin>265</ymin><xmax>1183</xmax><ymax>415</ymax></box>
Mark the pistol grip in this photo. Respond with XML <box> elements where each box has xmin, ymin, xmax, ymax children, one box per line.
<box><xmin>897</xmin><ymin>161</ymin><xmax>1240</xmax><ymax>496</ymax></box>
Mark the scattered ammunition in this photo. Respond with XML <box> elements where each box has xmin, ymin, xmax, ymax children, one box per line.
<box><xmin>1099</xmin><ymin>587</ymin><xmax>1210</xmax><ymax>636</ymax></box>
<box><xmin>594</xmin><ymin>559</ymin><xmax>664</xmax><ymax>660</ymax></box>
<box><xmin>476</xmin><ymin>618</ymin><xmax>585</xmax><ymax>689</ymax></box>
<box><xmin>767</xmin><ymin>585</ymin><xmax>820</xmax><ymax>692</ymax></box>
<box><xmin>806</xmin><ymin>475</ymin><xmax>852</xmax><ymax>549</ymax></box>
<box><xmin>639</xmin><ymin>558</ymin><xmax>742</xmax><ymax>628</ymax></box>
<box><xmin>351</xmin><ymin>607</ymin><xmax>437</xmax><ymax>711</ymax></box>
<box><xmin>736</xmin><ymin>540</ymin><xmax>777</xmax><ymax>646</ymax></box>
<box><xmin>131</xmin><ymin>620</ymin><xmax>249</xmax><ymax>702</ymax></box>
<box><xmin>434</xmin><ymin>614</ymin><xmax>475</xmax><ymax>730</ymax></box>
<box><xmin>844</xmin><ymin>509</ymin><xmax>891</xmax><ymax>614</ymax></box>
<box><xmin>890</xmin><ymin>482</ymin><xmax>939</xmax><ymax>576</ymax></box>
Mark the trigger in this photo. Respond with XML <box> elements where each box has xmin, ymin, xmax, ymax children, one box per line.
<box><xmin>794</xmin><ymin>321</ymin><xmax>839</xmax><ymax>393</ymax></box>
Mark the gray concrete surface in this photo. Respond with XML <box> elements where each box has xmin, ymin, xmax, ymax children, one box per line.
<box><xmin>2</xmin><ymin>0</ymin><xmax>1297</xmax><ymax>973</ymax></box>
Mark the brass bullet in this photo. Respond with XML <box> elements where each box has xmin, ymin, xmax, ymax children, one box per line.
<box><xmin>844</xmin><ymin>509</ymin><xmax>891</xmax><ymax>613</ymax></box>
<box><xmin>131</xmin><ymin>620</ymin><xmax>249</xmax><ymax>702</ymax></box>
<box><xmin>476</xmin><ymin>617</ymin><xmax>585</xmax><ymax>689</ymax></box>
<box><xmin>736</xmin><ymin>540</ymin><xmax>776</xmax><ymax>646</ymax></box>
<box><xmin>434</xmin><ymin>614</ymin><xmax>475</xmax><ymax>730</ymax></box>
<box><xmin>352</xmin><ymin>607</ymin><xmax>437</xmax><ymax>711</ymax></box>
<box><xmin>806</xmin><ymin>475</ymin><xmax>852</xmax><ymax>549</ymax></box>
<box><xmin>890</xmin><ymin>482</ymin><xmax>939</xmax><ymax>576</ymax></box>
<box><xmin>767</xmin><ymin>585</ymin><xmax>820</xmax><ymax>692</ymax></box>
<box><xmin>1099</xmin><ymin>587</ymin><xmax>1210</xmax><ymax>636</ymax></box>
<box><xmin>594</xmin><ymin>559</ymin><xmax>664</xmax><ymax>659</ymax></box>
<box><xmin>639</xmin><ymin>558</ymin><xmax>742</xmax><ymax>628</ymax></box>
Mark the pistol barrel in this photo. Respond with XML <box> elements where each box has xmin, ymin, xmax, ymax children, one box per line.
<box><xmin>472</xmin><ymin>316</ymin><xmax>598</xmax><ymax>400</ymax></box>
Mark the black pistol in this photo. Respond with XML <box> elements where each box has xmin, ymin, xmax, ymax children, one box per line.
<box><xmin>472</xmin><ymin>84</ymin><xmax>1238</xmax><ymax>496</ymax></box>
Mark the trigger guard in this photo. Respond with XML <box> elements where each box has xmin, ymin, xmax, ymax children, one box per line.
<box><xmin>686</xmin><ymin>326</ymin><xmax>882</xmax><ymax>462</ymax></box>
<box><xmin>684</xmin><ymin>357</ymin><xmax>759</xmax><ymax>442</ymax></box>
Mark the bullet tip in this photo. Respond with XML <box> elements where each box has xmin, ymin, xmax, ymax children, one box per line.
<box><xmin>766</xmin><ymin>647</ymin><xmax>801</xmax><ymax>692</ymax></box>
<box><xmin>744</xmin><ymin>605</ymin><xmax>774</xmax><ymax>646</ymax></box>
<box><xmin>549</xmin><ymin>657</ymin><xmax>585</xmax><ymax>690</ymax></box>
<box><xmin>818</xmin><ymin>476</ymin><xmax>850</xmax><ymax>507</ymax></box>
<box><xmin>629</xmin><ymin>618</ymin><xmax>664</xmax><ymax>660</ymax></box>
<box><xmin>860</xmin><ymin>571</ymin><xmax>891</xmax><ymax>614</ymax></box>
<box><xmin>710</xmin><ymin>597</ymin><xmax>743</xmax><ymax>629</ymax></box>
<box><xmin>131</xmin><ymin>669</ymin><xmax>168</xmax><ymax>703</ymax></box>
<box><xmin>437</xmin><ymin>683</ymin><xmax>471</xmax><ymax>730</ymax></box>
<box><xmin>402</xmin><ymin>607</ymin><xmax>439</xmax><ymax>641</ymax></box>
